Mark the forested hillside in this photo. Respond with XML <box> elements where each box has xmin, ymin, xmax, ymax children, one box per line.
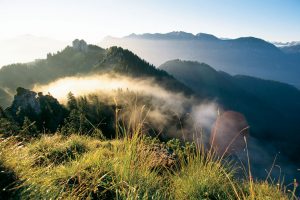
<box><xmin>0</xmin><ymin>40</ymin><xmax>192</xmax><ymax>108</ymax></box>
<box><xmin>160</xmin><ymin>59</ymin><xmax>300</xmax><ymax>169</ymax></box>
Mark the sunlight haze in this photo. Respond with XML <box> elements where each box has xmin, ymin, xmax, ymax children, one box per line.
<box><xmin>0</xmin><ymin>0</ymin><xmax>300</xmax><ymax>67</ymax></box>
<box><xmin>1</xmin><ymin>0</ymin><xmax>300</xmax><ymax>42</ymax></box>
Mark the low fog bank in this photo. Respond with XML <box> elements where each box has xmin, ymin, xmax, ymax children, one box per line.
<box><xmin>34</xmin><ymin>73</ymin><xmax>299</xmax><ymax>183</ymax></box>
<box><xmin>34</xmin><ymin>73</ymin><xmax>218</xmax><ymax>138</ymax></box>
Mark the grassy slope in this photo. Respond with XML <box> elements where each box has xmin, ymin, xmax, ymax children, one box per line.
<box><xmin>0</xmin><ymin>131</ymin><xmax>295</xmax><ymax>199</ymax></box>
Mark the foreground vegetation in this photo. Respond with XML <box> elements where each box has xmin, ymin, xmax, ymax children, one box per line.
<box><xmin>0</xmin><ymin>82</ymin><xmax>298</xmax><ymax>199</ymax></box>
<box><xmin>0</xmin><ymin>129</ymin><xmax>297</xmax><ymax>199</ymax></box>
<box><xmin>0</xmin><ymin>88</ymin><xmax>297</xmax><ymax>200</ymax></box>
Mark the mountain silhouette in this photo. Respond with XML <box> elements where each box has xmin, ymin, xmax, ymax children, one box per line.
<box><xmin>160</xmin><ymin>59</ymin><xmax>300</xmax><ymax>165</ymax></box>
<box><xmin>100</xmin><ymin>32</ymin><xmax>300</xmax><ymax>88</ymax></box>
<box><xmin>0</xmin><ymin>40</ymin><xmax>192</xmax><ymax>107</ymax></box>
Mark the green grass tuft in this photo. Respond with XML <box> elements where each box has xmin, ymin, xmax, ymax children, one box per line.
<box><xmin>0</xmin><ymin>127</ymin><xmax>295</xmax><ymax>199</ymax></box>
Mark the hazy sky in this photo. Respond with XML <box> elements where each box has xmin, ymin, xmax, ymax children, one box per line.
<box><xmin>0</xmin><ymin>0</ymin><xmax>300</xmax><ymax>43</ymax></box>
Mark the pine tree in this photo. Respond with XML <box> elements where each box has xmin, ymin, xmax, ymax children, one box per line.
<box><xmin>60</xmin><ymin>109</ymin><xmax>80</xmax><ymax>135</ymax></box>
<box><xmin>67</xmin><ymin>92</ymin><xmax>77</xmax><ymax>111</ymax></box>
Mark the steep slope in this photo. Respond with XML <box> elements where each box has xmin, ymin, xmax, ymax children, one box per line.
<box><xmin>160</xmin><ymin>59</ymin><xmax>300</xmax><ymax>164</ymax></box>
<box><xmin>0</xmin><ymin>41</ymin><xmax>192</xmax><ymax>108</ymax></box>
<box><xmin>100</xmin><ymin>32</ymin><xmax>300</xmax><ymax>88</ymax></box>
<box><xmin>93</xmin><ymin>46</ymin><xmax>193</xmax><ymax>95</ymax></box>
<box><xmin>0</xmin><ymin>40</ymin><xmax>106</xmax><ymax>95</ymax></box>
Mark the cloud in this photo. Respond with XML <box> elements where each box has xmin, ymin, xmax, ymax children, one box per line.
<box><xmin>34</xmin><ymin>73</ymin><xmax>218</xmax><ymax>140</ymax></box>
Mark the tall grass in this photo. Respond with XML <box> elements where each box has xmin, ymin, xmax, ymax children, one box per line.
<box><xmin>0</xmin><ymin>106</ymin><xmax>296</xmax><ymax>199</ymax></box>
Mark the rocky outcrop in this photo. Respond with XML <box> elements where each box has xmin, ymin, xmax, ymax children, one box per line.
<box><xmin>6</xmin><ymin>87</ymin><xmax>67</xmax><ymax>132</ymax></box>
<box><xmin>72</xmin><ymin>39</ymin><xmax>88</xmax><ymax>52</ymax></box>
<box><xmin>10</xmin><ymin>87</ymin><xmax>41</xmax><ymax>114</ymax></box>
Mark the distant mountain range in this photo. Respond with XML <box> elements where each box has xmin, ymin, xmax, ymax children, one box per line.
<box><xmin>273</xmin><ymin>41</ymin><xmax>300</xmax><ymax>47</ymax></box>
<box><xmin>100</xmin><ymin>31</ymin><xmax>300</xmax><ymax>88</ymax></box>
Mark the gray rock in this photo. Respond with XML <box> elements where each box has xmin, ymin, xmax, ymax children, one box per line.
<box><xmin>11</xmin><ymin>87</ymin><xmax>41</xmax><ymax>114</ymax></box>
<box><xmin>72</xmin><ymin>39</ymin><xmax>88</xmax><ymax>52</ymax></box>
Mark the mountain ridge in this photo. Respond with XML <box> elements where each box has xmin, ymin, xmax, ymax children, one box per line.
<box><xmin>160</xmin><ymin>59</ymin><xmax>300</xmax><ymax>166</ymax></box>
<box><xmin>121</xmin><ymin>31</ymin><xmax>271</xmax><ymax>43</ymax></box>
<box><xmin>100</xmin><ymin>31</ymin><xmax>300</xmax><ymax>88</ymax></box>
<box><xmin>0</xmin><ymin>40</ymin><xmax>193</xmax><ymax>107</ymax></box>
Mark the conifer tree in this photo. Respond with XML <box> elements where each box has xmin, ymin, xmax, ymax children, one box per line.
<box><xmin>67</xmin><ymin>92</ymin><xmax>77</xmax><ymax>111</ymax></box>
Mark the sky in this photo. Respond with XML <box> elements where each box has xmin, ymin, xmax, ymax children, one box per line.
<box><xmin>0</xmin><ymin>0</ymin><xmax>300</xmax><ymax>43</ymax></box>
